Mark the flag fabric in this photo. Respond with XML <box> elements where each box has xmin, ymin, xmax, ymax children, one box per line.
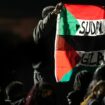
<box><xmin>55</xmin><ymin>4</ymin><xmax>105</xmax><ymax>82</ymax></box>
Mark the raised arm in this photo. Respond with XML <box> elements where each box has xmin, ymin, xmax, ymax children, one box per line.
<box><xmin>33</xmin><ymin>2</ymin><xmax>63</xmax><ymax>44</ymax></box>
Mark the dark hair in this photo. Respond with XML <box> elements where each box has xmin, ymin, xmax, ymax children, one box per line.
<box><xmin>86</xmin><ymin>66</ymin><xmax>105</xmax><ymax>97</ymax></box>
<box><xmin>28</xmin><ymin>82</ymin><xmax>57</xmax><ymax>105</ymax></box>
<box><xmin>73</xmin><ymin>70</ymin><xmax>92</xmax><ymax>91</ymax></box>
<box><xmin>37</xmin><ymin>82</ymin><xmax>57</xmax><ymax>105</ymax></box>
<box><xmin>42</xmin><ymin>6</ymin><xmax>55</xmax><ymax>18</ymax></box>
<box><xmin>5</xmin><ymin>81</ymin><xmax>25</xmax><ymax>102</ymax></box>
<box><xmin>93</xmin><ymin>66</ymin><xmax>105</xmax><ymax>81</ymax></box>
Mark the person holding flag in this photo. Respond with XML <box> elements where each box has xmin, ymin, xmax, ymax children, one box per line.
<box><xmin>32</xmin><ymin>2</ymin><xmax>63</xmax><ymax>85</ymax></box>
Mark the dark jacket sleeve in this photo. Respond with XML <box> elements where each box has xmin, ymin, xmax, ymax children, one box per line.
<box><xmin>33</xmin><ymin>13</ymin><xmax>57</xmax><ymax>44</ymax></box>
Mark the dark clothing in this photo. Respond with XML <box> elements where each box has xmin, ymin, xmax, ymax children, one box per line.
<box><xmin>67</xmin><ymin>90</ymin><xmax>84</xmax><ymax>105</ymax></box>
<box><xmin>67</xmin><ymin>70</ymin><xmax>92</xmax><ymax>105</ymax></box>
<box><xmin>11</xmin><ymin>98</ymin><xmax>25</xmax><ymax>105</ymax></box>
<box><xmin>73</xmin><ymin>70</ymin><xmax>92</xmax><ymax>91</ymax></box>
<box><xmin>102</xmin><ymin>96</ymin><xmax>105</xmax><ymax>105</ymax></box>
<box><xmin>24</xmin><ymin>82</ymin><xmax>57</xmax><ymax>105</ymax></box>
<box><xmin>88</xmin><ymin>99</ymin><xmax>100</xmax><ymax>105</ymax></box>
<box><xmin>85</xmin><ymin>97</ymin><xmax>105</xmax><ymax>105</ymax></box>
<box><xmin>33</xmin><ymin>12</ymin><xmax>57</xmax><ymax>84</ymax></box>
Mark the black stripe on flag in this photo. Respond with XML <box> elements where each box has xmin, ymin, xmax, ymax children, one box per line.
<box><xmin>60</xmin><ymin>35</ymin><xmax>105</xmax><ymax>51</ymax></box>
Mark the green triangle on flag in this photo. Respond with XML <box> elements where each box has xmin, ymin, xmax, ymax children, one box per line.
<box><xmin>57</xmin><ymin>7</ymin><xmax>80</xmax><ymax>36</ymax></box>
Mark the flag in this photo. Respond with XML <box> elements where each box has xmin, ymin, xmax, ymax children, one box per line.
<box><xmin>55</xmin><ymin>4</ymin><xmax>105</xmax><ymax>82</ymax></box>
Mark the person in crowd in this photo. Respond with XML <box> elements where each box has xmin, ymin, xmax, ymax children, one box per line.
<box><xmin>80</xmin><ymin>80</ymin><xmax>105</xmax><ymax>105</ymax></box>
<box><xmin>80</xmin><ymin>66</ymin><xmax>105</xmax><ymax>105</ymax></box>
<box><xmin>5</xmin><ymin>81</ymin><xmax>26</xmax><ymax>105</ymax></box>
<box><xmin>86</xmin><ymin>66</ymin><xmax>105</xmax><ymax>97</ymax></box>
<box><xmin>0</xmin><ymin>87</ymin><xmax>11</xmax><ymax>105</ymax></box>
<box><xmin>32</xmin><ymin>2</ymin><xmax>63</xmax><ymax>85</ymax></box>
<box><xmin>24</xmin><ymin>81</ymin><xmax>57</xmax><ymax>105</ymax></box>
<box><xmin>102</xmin><ymin>96</ymin><xmax>105</xmax><ymax>105</ymax></box>
<box><xmin>67</xmin><ymin>70</ymin><xmax>93</xmax><ymax>105</ymax></box>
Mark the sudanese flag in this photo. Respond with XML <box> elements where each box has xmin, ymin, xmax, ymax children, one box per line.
<box><xmin>55</xmin><ymin>4</ymin><xmax>105</xmax><ymax>82</ymax></box>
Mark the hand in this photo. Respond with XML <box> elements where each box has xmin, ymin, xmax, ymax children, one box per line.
<box><xmin>51</xmin><ymin>2</ymin><xmax>63</xmax><ymax>15</ymax></box>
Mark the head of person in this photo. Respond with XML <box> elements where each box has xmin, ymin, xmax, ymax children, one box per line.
<box><xmin>86</xmin><ymin>66</ymin><xmax>105</xmax><ymax>98</ymax></box>
<box><xmin>42</xmin><ymin>6</ymin><xmax>55</xmax><ymax>19</ymax></box>
<box><xmin>36</xmin><ymin>82</ymin><xmax>57</xmax><ymax>105</ymax></box>
<box><xmin>5</xmin><ymin>81</ymin><xmax>25</xmax><ymax>102</ymax></box>
<box><xmin>92</xmin><ymin>80</ymin><xmax>105</xmax><ymax>99</ymax></box>
<box><xmin>80</xmin><ymin>80</ymin><xmax>105</xmax><ymax>105</ymax></box>
<box><xmin>25</xmin><ymin>80</ymin><xmax>57</xmax><ymax>105</ymax></box>
<box><xmin>73</xmin><ymin>70</ymin><xmax>92</xmax><ymax>91</ymax></box>
<box><xmin>93</xmin><ymin>66</ymin><xmax>105</xmax><ymax>81</ymax></box>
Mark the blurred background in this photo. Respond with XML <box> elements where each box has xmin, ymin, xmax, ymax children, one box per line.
<box><xmin>0</xmin><ymin>0</ymin><xmax>58</xmax><ymax>92</ymax></box>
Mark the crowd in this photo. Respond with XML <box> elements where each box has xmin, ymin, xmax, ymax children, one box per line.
<box><xmin>1</xmin><ymin>66</ymin><xmax>105</xmax><ymax>105</ymax></box>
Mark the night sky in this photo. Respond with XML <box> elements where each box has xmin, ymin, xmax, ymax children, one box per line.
<box><xmin>0</xmin><ymin>0</ymin><xmax>104</xmax><ymax>17</ymax></box>
<box><xmin>0</xmin><ymin>0</ymin><xmax>58</xmax><ymax>17</ymax></box>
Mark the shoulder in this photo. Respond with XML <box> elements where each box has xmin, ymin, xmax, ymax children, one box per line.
<box><xmin>88</xmin><ymin>99</ymin><xmax>99</xmax><ymax>105</ymax></box>
<box><xmin>67</xmin><ymin>90</ymin><xmax>80</xmax><ymax>99</ymax></box>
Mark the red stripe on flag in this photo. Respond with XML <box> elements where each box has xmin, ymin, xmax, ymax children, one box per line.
<box><xmin>55</xmin><ymin>51</ymin><xmax>72</xmax><ymax>81</ymax></box>
<box><xmin>64</xmin><ymin>4</ymin><xmax>105</xmax><ymax>20</ymax></box>
<box><xmin>55</xmin><ymin>36</ymin><xmax>80</xmax><ymax>81</ymax></box>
